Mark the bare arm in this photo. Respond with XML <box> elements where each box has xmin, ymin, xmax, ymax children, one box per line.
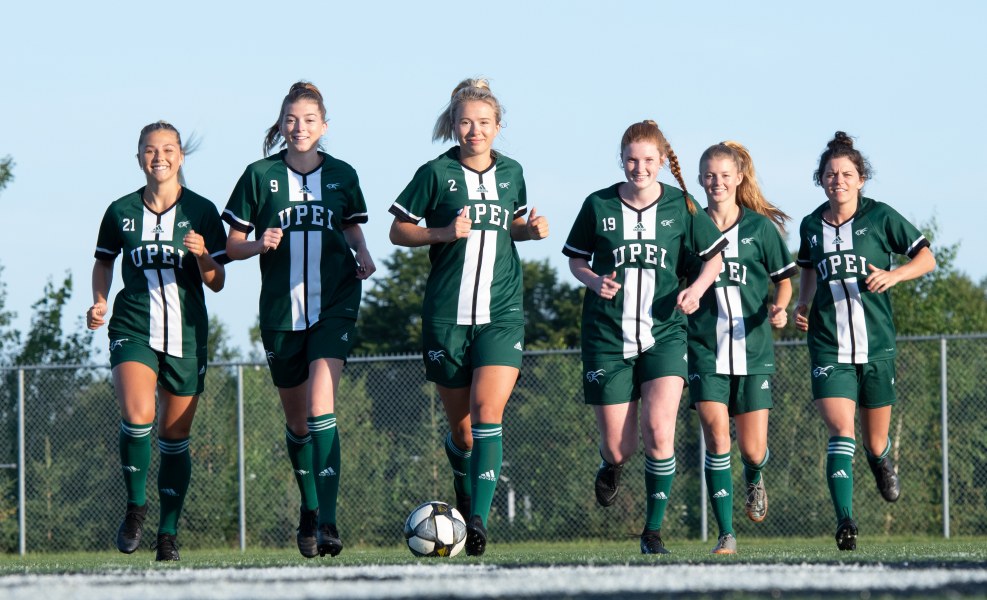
<box><xmin>184</xmin><ymin>229</ymin><xmax>225</xmax><ymax>293</ymax></box>
<box><xmin>342</xmin><ymin>224</ymin><xmax>376</xmax><ymax>280</ymax></box>
<box><xmin>865</xmin><ymin>246</ymin><xmax>936</xmax><ymax>293</ymax></box>
<box><xmin>510</xmin><ymin>207</ymin><xmax>549</xmax><ymax>242</ymax></box>
<box><xmin>388</xmin><ymin>212</ymin><xmax>471</xmax><ymax>248</ymax></box>
<box><xmin>793</xmin><ymin>267</ymin><xmax>816</xmax><ymax>332</ymax></box>
<box><xmin>676</xmin><ymin>253</ymin><xmax>723</xmax><ymax>315</ymax></box>
<box><xmin>569</xmin><ymin>257</ymin><xmax>620</xmax><ymax>299</ymax></box>
<box><xmin>768</xmin><ymin>277</ymin><xmax>793</xmax><ymax>329</ymax></box>
<box><xmin>226</xmin><ymin>227</ymin><xmax>283</xmax><ymax>260</ymax></box>
<box><xmin>88</xmin><ymin>259</ymin><xmax>114</xmax><ymax>330</ymax></box>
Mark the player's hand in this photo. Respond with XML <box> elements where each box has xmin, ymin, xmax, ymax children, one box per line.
<box><xmin>260</xmin><ymin>227</ymin><xmax>283</xmax><ymax>254</ymax></box>
<box><xmin>768</xmin><ymin>303</ymin><xmax>788</xmax><ymax>329</ymax></box>
<box><xmin>87</xmin><ymin>301</ymin><xmax>107</xmax><ymax>330</ymax></box>
<box><xmin>594</xmin><ymin>271</ymin><xmax>621</xmax><ymax>300</ymax></box>
<box><xmin>525</xmin><ymin>207</ymin><xmax>549</xmax><ymax>240</ymax></box>
<box><xmin>793</xmin><ymin>303</ymin><xmax>809</xmax><ymax>332</ymax></box>
<box><xmin>865</xmin><ymin>264</ymin><xmax>900</xmax><ymax>294</ymax></box>
<box><xmin>676</xmin><ymin>286</ymin><xmax>702</xmax><ymax>315</ymax></box>
<box><xmin>444</xmin><ymin>208</ymin><xmax>472</xmax><ymax>242</ymax></box>
<box><xmin>354</xmin><ymin>247</ymin><xmax>376</xmax><ymax>280</ymax></box>
<box><xmin>184</xmin><ymin>229</ymin><xmax>207</xmax><ymax>258</ymax></box>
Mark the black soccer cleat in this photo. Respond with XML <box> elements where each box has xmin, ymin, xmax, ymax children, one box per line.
<box><xmin>296</xmin><ymin>507</ymin><xmax>319</xmax><ymax>558</ymax></box>
<box><xmin>869</xmin><ymin>454</ymin><xmax>901</xmax><ymax>503</ymax></box>
<box><xmin>594</xmin><ymin>460</ymin><xmax>623</xmax><ymax>507</ymax></box>
<box><xmin>836</xmin><ymin>517</ymin><xmax>858</xmax><ymax>551</ymax></box>
<box><xmin>465</xmin><ymin>515</ymin><xmax>487</xmax><ymax>557</ymax></box>
<box><xmin>154</xmin><ymin>533</ymin><xmax>180</xmax><ymax>561</ymax></box>
<box><xmin>317</xmin><ymin>523</ymin><xmax>343</xmax><ymax>557</ymax></box>
<box><xmin>115</xmin><ymin>502</ymin><xmax>148</xmax><ymax>554</ymax></box>
<box><xmin>640</xmin><ymin>528</ymin><xmax>670</xmax><ymax>555</ymax></box>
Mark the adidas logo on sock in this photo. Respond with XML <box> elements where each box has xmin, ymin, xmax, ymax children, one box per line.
<box><xmin>831</xmin><ymin>469</ymin><xmax>849</xmax><ymax>479</ymax></box>
<box><xmin>319</xmin><ymin>467</ymin><xmax>337</xmax><ymax>477</ymax></box>
<box><xmin>479</xmin><ymin>469</ymin><xmax>497</xmax><ymax>481</ymax></box>
<box><xmin>294</xmin><ymin>469</ymin><xmax>310</xmax><ymax>475</ymax></box>
<box><xmin>712</xmin><ymin>489</ymin><xmax>730</xmax><ymax>499</ymax></box>
<box><xmin>160</xmin><ymin>488</ymin><xmax>179</xmax><ymax>497</ymax></box>
<box><xmin>121</xmin><ymin>465</ymin><xmax>140</xmax><ymax>473</ymax></box>
<box><xmin>760</xmin><ymin>380</ymin><xmax>769</xmax><ymax>390</ymax></box>
<box><xmin>650</xmin><ymin>491</ymin><xmax>668</xmax><ymax>500</ymax></box>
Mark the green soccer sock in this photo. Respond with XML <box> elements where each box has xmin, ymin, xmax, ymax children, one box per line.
<box><xmin>285</xmin><ymin>426</ymin><xmax>318</xmax><ymax>512</ymax></box>
<box><xmin>644</xmin><ymin>455</ymin><xmax>676</xmax><ymax>531</ymax></box>
<box><xmin>308</xmin><ymin>414</ymin><xmax>339</xmax><ymax>525</ymax></box>
<box><xmin>119</xmin><ymin>421</ymin><xmax>153</xmax><ymax>507</ymax></box>
<box><xmin>827</xmin><ymin>436</ymin><xmax>856</xmax><ymax>522</ymax></box>
<box><xmin>742</xmin><ymin>447</ymin><xmax>770</xmax><ymax>486</ymax></box>
<box><xmin>157</xmin><ymin>437</ymin><xmax>192</xmax><ymax>535</ymax></box>
<box><xmin>445</xmin><ymin>432</ymin><xmax>472</xmax><ymax>500</ymax></box>
<box><xmin>469</xmin><ymin>423</ymin><xmax>503</xmax><ymax>527</ymax></box>
<box><xmin>705</xmin><ymin>451</ymin><xmax>733</xmax><ymax>536</ymax></box>
<box><xmin>865</xmin><ymin>436</ymin><xmax>891</xmax><ymax>465</ymax></box>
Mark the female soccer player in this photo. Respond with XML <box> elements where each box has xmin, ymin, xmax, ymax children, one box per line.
<box><xmin>389</xmin><ymin>77</ymin><xmax>549</xmax><ymax>557</ymax></box>
<box><xmin>563</xmin><ymin>120</ymin><xmax>725</xmax><ymax>554</ymax></box>
<box><xmin>224</xmin><ymin>81</ymin><xmax>375</xmax><ymax>558</ymax></box>
<box><xmin>794</xmin><ymin>131</ymin><xmax>935</xmax><ymax>550</ymax></box>
<box><xmin>685</xmin><ymin>141</ymin><xmax>795</xmax><ymax>554</ymax></box>
<box><xmin>89</xmin><ymin>121</ymin><xmax>228</xmax><ymax>561</ymax></box>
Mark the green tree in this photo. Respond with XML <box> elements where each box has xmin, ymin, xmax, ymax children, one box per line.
<box><xmin>0</xmin><ymin>266</ymin><xmax>19</xmax><ymax>366</ymax></box>
<box><xmin>0</xmin><ymin>155</ymin><xmax>12</xmax><ymax>193</ymax></box>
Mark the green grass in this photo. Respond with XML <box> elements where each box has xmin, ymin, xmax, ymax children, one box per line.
<box><xmin>1</xmin><ymin>536</ymin><xmax>984</xmax><ymax>574</ymax></box>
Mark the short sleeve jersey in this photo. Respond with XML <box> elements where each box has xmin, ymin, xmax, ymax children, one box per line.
<box><xmin>563</xmin><ymin>183</ymin><xmax>727</xmax><ymax>360</ymax></box>
<box><xmin>94</xmin><ymin>187</ymin><xmax>229</xmax><ymax>359</ymax></box>
<box><xmin>796</xmin><ymin>196</ymin><xmax>930</xmax><ymax>364</ymax></box>
<box><xmin>390</xmin><ymin>147</ymin><xmax>527</xmax><ymax>326</ymax></box>
<box><xmin>685</xmin><ymin>209</ymin><xmax>796</xmax><ymax>375</ymax></box>
<box><xmin>224</xmin><ymin>151</ymin><xmax>368</xmax><ymax>332</ymax></box>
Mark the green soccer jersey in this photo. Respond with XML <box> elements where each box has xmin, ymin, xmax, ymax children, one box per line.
<box><xmin>563</xmin><ymin>183</ymin><xmax>727</xmax><ymax>360</ymax></box>
<box><xmin>224</xmin><ymin>151</ymin><xmax>368</xmax><ymax>331</ymax></box>
<box><xmin>796</xmin><ymin>196</ymin><xmax>929</xmax><ymax>364</ymax></box>
<box><xmin>685</xmin><ymin>209</ymin><xmax>796</xmax><ymax>375</ymax></box>
<box><xmin>95</xmin><ymin>187</ymin><xmax>229</xmax><ymax>358</ymax></box>
<box><xmin>390</xmin><ymin>147</ymin><xmax>527</xmax><ymax>326</ymax></box>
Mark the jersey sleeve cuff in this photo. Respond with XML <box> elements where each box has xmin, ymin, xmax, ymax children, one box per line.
<box><xmin>389</xmin><ymin>203</ymin><xmax>421</xmax><ymax>224</ymax></box>
<box><xmin>562</xmin><ymin>244</ymin><xmax>592</xmax><ymax>259</ymax></box>
<box><xmin>770</xmin><ymin>262</ymin><xmax>798</xmax><ymax>283</ymax></box>
<box><xmin>698</xmin><ymin>236</ymin><xmax>729</xmax><ymax>261</ymax></box>
<box><xmin>906</xmin><ymin>236</ymin><xmax>931</xmax><ymax>258</ymax></box>
<box><xmin>222</xmin><ymin>210</ymin><xmax>254</xmax><ymax>234</ymax></box>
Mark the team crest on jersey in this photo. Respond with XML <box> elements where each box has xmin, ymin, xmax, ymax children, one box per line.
<box><xmin>151</xmin><ymin>224</ymin><xmax>165</xmax><ymax>235</ymax></box>
<box><xmin>499</xmin><ymin>182</ymin><xmax>511</xmax><ymax>189</ymax></box>
<box><xmin>177</xmin><ymin>220</ymin><xmax>191</xmax><ymax>229</ymax></box>
<box><xmin>812</xmin><ymin>365</ymin><xmax>835</xmax><ymax>378</ymax></box>
<box><xmin>741</xmin><ymin>237</ymin><xmax>755</xmax><ymax>245</ymax></box>
<box><xmin>326</xmin><ymin>183</ymin><xmax>341</xmax><ymax>190</ymax></box>
<box><xmin>632</xmin><ymin>222</ymin><xmax>647</xmax><ymax>232</ymax></box>
<box><xmin>660</xmin><ymin>219</ymin><xmax>675</xmax><ymax>227</ymax></box>
<box><xmin>109</xmin><ymin>339</ymin><xmax>128</xmax><ymax>351</ymax></box>
<box><xmin>855</xmin><ymin>227</ymin><xmax>868</xmax><ymax>236</ymax></box>
<box><xmin>476</xmin><ymin>184</ymin><xmax>489</xmax><ymax>194</ymax></box>
<box><xmin>585</xmin><ymin>369</ymin><xmax>606</xmax><ymax>383</ymax></box>
<box><xmin>428</xmin><ymin>350</ymin><xmax>445</xmax><ymax>363</ymax></box>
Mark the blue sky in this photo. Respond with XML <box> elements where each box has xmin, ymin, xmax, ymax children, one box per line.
<box><xmin>2</xmin><ymin>1</ymin><xmax>984</xmax><ymax>357</ymax></box>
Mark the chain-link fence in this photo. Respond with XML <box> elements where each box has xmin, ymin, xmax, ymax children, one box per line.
<box><xmin>1</xmin><ymin>335</ymin><xmax>984</xmax><ymax>554</ymax></box>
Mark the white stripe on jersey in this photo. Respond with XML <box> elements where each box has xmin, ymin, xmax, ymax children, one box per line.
<box><xmin>823</xmin><ymin>218</ymin><xmax>854</xmax><ymax>251</ymax></box>
<box><xmin>288</xmin><ymin>168</ymin><xmax>322</xmax><ymax>202</ymax></box>
<box><xmin>288</xmin><ymin>230</ymin><xmax>324</xmax><ymax>330</ymax></box>
<box><xmin>457</xmin><ymin>230</ymin><xmax>497</xmax><ymax>325</ymax></box>
<box><xmin>146</xmin><ymin>269</ymin><xmax>183</xmax><ymax>355</ymax></box>
<box><xmin>721</xmin><ymin>227</ymin><xmax>739</xmax><ymax>259</ymax></box>
<box><xmin>830</xmin><ymin>277</ymin><xmax>868</xmax><ymax>363</ymax></box>
<box><xmin>621</xmin><ymin>204</ymin><xmax>657</xmax><ymax>239</ymax></box>
<box><xmin>142</xmin><ymin>205</ymin><xmax>176</xmax><ymax>241</ymax></box>
<box><xmin>621</xmin><ymin>268</ymin><xmax>656</xmax><ymax>358</ymax></box>
<box><xmin>463</xmin><ymin>167</ymin><xmax>500</xmax><ymax>201</ymax></box>
<box><xmin>714</xmin><ymin>286</ymin><xmax>748</xmax><ymax>374</ymax></box>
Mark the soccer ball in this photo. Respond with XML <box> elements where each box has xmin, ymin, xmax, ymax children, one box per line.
<box><xmin>403</xmin><ymin>501</ymin><xmax>467</xmax><ymax>557</ymax></box>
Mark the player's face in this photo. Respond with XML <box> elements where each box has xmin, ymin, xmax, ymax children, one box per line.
<box><xmin>621</xmin><ymin>141</ymin><xmax>663</xmax><ymax>193</ymax></box>
<box><xmin>822</xmin><ymin>157</ymin><xmax>864</xmax><ymax>207</ymax></box>
<box><xmin>456</xmin><ymin>100</ymin><xmax>500</xmax><ymax>159</ymax></box>
<box><xmin>701</xmin><ymin>156</ymin><xmax>743</xmax><ymax>206</ymax></box>
<box><xmin>138</xmin><ymin>130</ymin><xmax>183</xmax><ymax>185</ymax></box>
<box><xmin>281</xmin><ymin>100</ymin><xmax>327</xmax><ymax>155</ymax></box>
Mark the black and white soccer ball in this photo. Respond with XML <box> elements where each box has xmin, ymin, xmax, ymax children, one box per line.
<box><xmin>403</xmin><ymin>501</ymin><xmax>467</xmax><ymax>557</ymax></box>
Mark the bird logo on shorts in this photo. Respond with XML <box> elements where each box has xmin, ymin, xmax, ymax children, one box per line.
<box><xmin>812</xmin><ymin>365</ymin><xmax>835</xmax><ymax>378</ymax></box>
<box><xmin>585</xmin><ymin>369</ymin><xmax>606</xmax><ymax>384</ymax></box>
<box><xmin>428</xmin><ymin>350</ymin><xmax>445</xmax><ymax>363</ymax></box>
<box><xmin>688</xmin><ymin>373</ymin><xmax>700</xmax><ymax>382</ymax></box>
<box><xmin>109</xmin><ymin>339</ymin><xmax>128</xmax><ymax>351</ymax></box>
<box><xmin>266</xmin><ymin>351</ymin><xmax>276</xmax><ymax>364</ymax></box>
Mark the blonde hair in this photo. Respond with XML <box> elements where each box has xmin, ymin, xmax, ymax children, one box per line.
<box><xmin>432</xmin><ymin>78</ymin><xmax>503</xmax><ymax>143</ymax></box>
<box><xmin>698</xmin><ymin>141</ymin><xmax>790</xmax><ymax>233</ymax></box>
<box><xmin>620</xmin><ymin>120</ymin><xmax>695</xmax><ymax>214</ymax></box>
<box><xmin>263</xmin><ymin>81</ymin><xmax>327</xmax><ymax>156</ymax></box>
